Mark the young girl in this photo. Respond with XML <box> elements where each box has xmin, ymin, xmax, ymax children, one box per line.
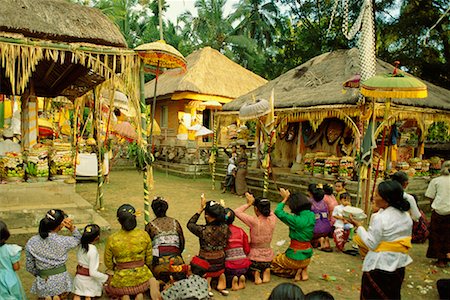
<box><xmin>224</xmin><ymin>208</ymin><xmax>251</xmax><ymax>291</ymax></box>
<box><xmin>26</xmin><ymin>209</ymin><xmax>81</xmax><ymax>300</ymax></box>
<box><xmin>0</xmin><ymin>220</ymin><xmax>27</xmax><ymax>299</ymax></box>
<box><xmin>332</xmin><ymin>193</ymin><xmax>353</xmax><ymax>251</ymax></box>
<box><xmin>272</xmin><ymin>189</ymin><xmax>315</xmax><ymax>281</ymax></box>
<box><xmin>187</xmin><ymin>195</ymin><xmax>230</xmax><ymax>296</ymax></box>
<box><xmin>73</xmin><ymin>224</ymin><xmax>108</xmax><ymax>300</ymax></box>
<box><xmin>234</xmin><ymin>193</ymin><xmax>276</xmax><ymax>284</ymax></box>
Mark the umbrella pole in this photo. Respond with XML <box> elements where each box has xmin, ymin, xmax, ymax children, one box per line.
<box><xmin>149</xmin><ymin>62</ymin><xmax>160</xmax><ymax>150</ymax></box>
<box><xmin>140</xmin><ymin>63</ymin><xmax>151</xmax><ymax>224</ymax></box>
<box><xmin>93</xmin><ymin>90</ymin><xmax>104</xmax><ymax>210</ymax></box>
<box><xmin>364</xmin><ymin>98</ymin><xmax>376</xmax><ymax>213</ymax></box>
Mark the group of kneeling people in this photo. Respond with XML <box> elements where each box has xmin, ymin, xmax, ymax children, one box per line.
<box><xmin>1</xmin><ymin>175</ymin><xmax>424</xmax><ymax>300</ymax></box>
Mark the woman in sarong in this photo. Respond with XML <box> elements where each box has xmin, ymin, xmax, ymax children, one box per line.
<box><xmin>187</xmin><ymin>195</ymin><xmax>230</xmax><ymax>297</ymax></box>
<box><xmin>349</xmin><ymin>180</ymin><xmax>413</xmax><ymax>299</ymax></box>
<box><xmin>104</xmin><ymin>204</ymin><xmax>154</xmax><ymax>299</ymax></box>
<box><xmin>145</xmin><ymin>197</ymin><xmax>185</xmax><ymax>284</ymax></box>
<box><xmin>425</xmin><ymin>161</ymin><xmax>450</xmax><ymax>268</ymax></box>
<box><xmin>271</xmin><ymin>189</ymin><xmax>315</xmax><ymax>281</ymax></box>
<box><xmin>235</xmin><ymin>145</ymin><xmax>248</xmax><ymax>196</ymax></box>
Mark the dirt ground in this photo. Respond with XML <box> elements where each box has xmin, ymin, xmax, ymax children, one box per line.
<box><xmin>10</xmin><ymin>169</ymin><xmax>448</xmax><ymax>299</ymax></box>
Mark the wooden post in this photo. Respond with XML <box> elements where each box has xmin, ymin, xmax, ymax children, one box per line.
<box><xmin>255</xmin><ymin>120</ymin><xmax>261</xmax><ymax>168</ymax></box>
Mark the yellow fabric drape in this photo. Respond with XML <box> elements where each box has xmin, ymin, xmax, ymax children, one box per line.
<box><xmin>374</xmin><ymin>237</ymin><xmax>412</xmax><ymax>254</ymax></box>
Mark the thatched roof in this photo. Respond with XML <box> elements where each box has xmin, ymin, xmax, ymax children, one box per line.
<box><xmin>0</xmin><ymin>0</ymin><xmax>127</xmax><ymax>47</ymax></box>
<box><xmin>145</xmin><ymin>47</ymin><xmax>267</xmax><ymax>101</ymax></box>
<box><xmin>223</xmin><ymin>48</ymin><xmax>450</xmax><ymax>112</ymax></box>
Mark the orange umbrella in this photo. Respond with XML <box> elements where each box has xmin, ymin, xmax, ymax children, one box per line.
<box><xmin>113</xmin><ymin>121</ymin><xmax>137</xmax><ymax>141</ymax></box>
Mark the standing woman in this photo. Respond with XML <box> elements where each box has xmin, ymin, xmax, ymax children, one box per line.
<box><xmin>25</xmin><ymin>209</ymin><xmax>81</xmax><ymax>300</ymax></box>
<box><xmin>425</xmin><ymin>160</ymin><xmax>450</xmax><ymax>268</ymax></box>
<box><xmin>349</xmin><ymin>180</ymin><xmax>412</xmax><ymax>299</ymax></box>
<box><xmin>271</xmin><ymin>189</ymin><xmax>315</xmax><ymax>281</ymax></box>
<box><xmin>104</xmin><ymin>204</ymin><xmax>153</xmax><ymax>300</ymax></box>
<box><xmin>145</xmin><ymin>197</ymin><xmax>185</xmax><ymax>283</ymax></box>
<box><xmin>235</xmin><ymin>145</ymin><xmax>248</xmax><ymax>196</ymax></box>
<box><xmin>234</xmin><ymin>193</ymin><xmax>276</xmax><ymax>284</ymax></box>
<box><xmin>187</xmin><ymin>195</ymin><xmax>230</xmax><ymax>296</ymax></box>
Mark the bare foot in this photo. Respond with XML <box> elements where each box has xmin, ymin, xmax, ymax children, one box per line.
<box><xmin>86</xmin><ymin>298</ymin><xmax>92</xmax><ymax>300</ymax></box>
<box><xmin>135</xmin><ymin>293</ymin><xmax>144</xmax><ymax>300</ymax></box>
<box><xmin>238</xmin><ymin>275</ymin><xmax>246</xmax><ymax>289</ymax></box>
<box><xmin>262</xmin><ymin>268</ymin><xmax>271</xmax><ymax>283</ymax></box>
<box><xmin>254</xmin><ymin>270</ymin><xmax>262</xmax><ymax>285</ymax></box>
<box><xmin>231</xmin><ymin>276</ymin><xmax>239</xmax><ymax>291</ymax></box>
<box><xmin>52</xmin><ymin>297</ymin><xmax>60</xmax><ymax>300</ymax></box>
<box><xmin>217</xmin><ymin>273</ymin><xmax>227</xmax><ymax>291</ymax></box>
<box><xmin>294</xmin><ymin>268</ymin><xmax>302</xmax><ymax>281</ymax></box>
<box><xmin>73</xmin><ymin>296</ymin><xmax>81</xmax><ymax>300</ymax></box>
<box><xmin>121</xmin><ymin>296</ymin><xmax>131</xmax><ymax>300</ymax></box>
<box><xmin>301</xmin><ymin>267</ymin><xmax>309</xmax><ymax>281</ymax></box>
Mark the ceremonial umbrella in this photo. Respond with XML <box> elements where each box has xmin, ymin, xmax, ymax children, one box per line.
<box><xmin>134</xmin><ymin>40</ymin><xmax>186</xmax><ymax>223</ymax></box>
<box><xmin>360</xmin><ymin>63</ymin><xmax>427</xmax><ymax>208</ymax></box>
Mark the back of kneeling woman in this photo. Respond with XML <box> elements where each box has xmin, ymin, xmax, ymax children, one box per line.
<box><xmin>349</xmin><ymin>180</ymin><xmax>413</xmax><ymax>300</ymax></box>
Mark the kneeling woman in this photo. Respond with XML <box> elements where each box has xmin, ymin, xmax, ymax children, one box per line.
<box><xmin>272</xmin><ymin>189</ymin><xmax>315</xmax><ymax>281</ymax></box>
<box><xmin>104</xmin><ymin>204</ymin><xmax>153</xmax><ymax>299</ymax></box>
<box><xmin>349</xmin><ymin>180</ymin><xmax>412</xmax><ymax>299</ymax></box>
<box><xmin>187</xmin><ymin>195</ymin><xmax>230</xmax><ymax>296</ymax></box>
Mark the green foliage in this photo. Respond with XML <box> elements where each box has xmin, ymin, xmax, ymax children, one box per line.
<box><xmin>127</xmin><ymin>142</ymin><xmax>154</xmax><ymax>171</ymax></box>
<box><xmin>427</xmin><ymin>122</ymin><xmax>450</xmax><ymax>142</ymax></box>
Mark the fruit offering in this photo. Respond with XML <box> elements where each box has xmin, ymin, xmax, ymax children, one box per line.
<box><xmin>50</xmin><ymin>150</ymin><xmax>74</xmax><ymax>176</ymax></box>
<box><xmin>26</xmin><ymin>150</ymin><xmax>49</xmax><ymax>178</ymax></box>
<box><xmin>324</xmin><ymin>156</ymin><xmax>340</xmax><ymax>178</ymax></box>
<box><xmin>339</xmin><ymin>156</ymin><xmax>354</xmax><ymax>179</ymax></box>
<box><xmin>4</xmin><ymin>152</ymin><xmax>24</xmax><ymax>179</ymax></box>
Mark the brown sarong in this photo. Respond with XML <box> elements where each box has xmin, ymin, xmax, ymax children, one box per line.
<box><xmin>76</xmin><ymin>265</ymin><xmax>90</xmax><ymax>276</ymax></box>
<box><xmin>361</xmin><ymin>268</ymin><xmax>405</xmax><ymax>300</ymax></box>
<box><xmin>426</xmin><ymin>211</ymin><xmax>450</xmax><ymax>259</ymax></box>
<box><xmin>116</xmin><ymin>260</ymin><xmax>145</xmax><ymax>270</ymax></box>
<box><xmin>104</xmin><ymin>277</ymin><xmax>150</xmax><ymax>297</ymax></box>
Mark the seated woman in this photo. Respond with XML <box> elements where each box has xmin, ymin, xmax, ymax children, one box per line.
<box><xmin>187</xmin><ymin>194</ymin><xmax>230</xmax><ymax>297</ymax></box>
<box><xmin>309</xmin><ymin>185</ymin><xmax>332</xmax><ymax>251</ymax></box>
<box><xmin>272</xmin><ymin>189</ymin><xmax>315</xmax><ymax>281</ymax></box>
<box><xmin>104</xmin><ymin>204</ymin><xmax>153</xmax><ymax>300</ymax></box>
<box><xmin>224</xmin><ymin>208</ymin><xmax>251</xmax><ymax>291</ymax></box>
<box><xmin>234</xmin><ymin>193</ymin><xmax>276</xmax><ymax>285</ymax></box>
<box><xmin>349</xmin><ymin>180</ymin><xmax>413</xmax><ymax>299</ymax></box>
<box><xmin>145</xmin><ymin>197</ymin><xmax>185</xmax><ymax>284</ymax></box>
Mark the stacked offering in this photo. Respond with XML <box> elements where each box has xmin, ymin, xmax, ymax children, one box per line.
<box><xmin>324</xmin><ymin>156</ymin><xmax>340</xmax><ymax>178</ymax></box>
<box><xmin>3</xmin><ymin>152</ymin><xmax>24</xmax><ymax>182</ymax></box>
<box><xmin>50</xmin><ymin>143</ymin><xmax>74</xmax><ymax>180</ymax></box>
<box><xmin>339</xmin><ymin>156</ymin><xmax>354</xmax><ymax>179</ymax></box>
<box><xmin>26</xmin><ymin>147</ymin><xmax>49</xmax><ymax>181</ymax></box>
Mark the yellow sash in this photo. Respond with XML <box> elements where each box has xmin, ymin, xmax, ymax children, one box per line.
<box><xmin>374</xmin><ymin>237</ymin><xmax>412</xmax><ymax>254</ymax></box>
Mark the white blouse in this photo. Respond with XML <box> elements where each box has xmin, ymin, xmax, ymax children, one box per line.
<box><xmin>404</xmin><ymin>192</ymin><xmax>421</xmax><ymax>221</ymax></box>
<box><xmin>73</xmin><ymin>244</ymin><xmax>108</xmax><ymax>297</ymax></box>
<box><xmin>356</xmin><ymin>206</ymin><xmax>413</xmax><ymax>272</ymax></box>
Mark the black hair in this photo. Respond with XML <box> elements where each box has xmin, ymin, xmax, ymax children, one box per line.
<box><xmin>305</xmin><ymin>290</ymin><xmax>335</xmax><ymax>300</ymax></box>
<box><xmin>171</xmin><ymin>270</ymin><xmax>188</xmax><ymax>281</ymax></box>
<box><xmin>117</xmin><ymin>204</ymin><xmax>137</xmax><ymax>231</ymax></box>
<box><xmin>287</xmin><ymin>193</ymin><xmax>311</xmax><ymax>214</ymax></box>
<box><xmin>307</xmin><ymin>183</ymin><xmax>317</xmax><ymax>194</ymax></box>
<box><xmin>38</xmin><ymin>209</ymin><xmax>65</xmax><ymax>239</ymax></box>
<box><xmin>224</xmin><ymin>208</ymin><xmax>236</xmax><ymax>225</ymax></box>
<box><xmin>339</xmin><ymin>192</ymin><xmax>350</xmax><ymax>201</ymax></box>
<box><xmin>0</xmin><ymin>220</ymin><xmax>10</xmax><ymax>246</ymax></box>
<box><xmin>391</xmin><ymin>171</ymin><xmax>409</xmax><ymax>186</ymax></box>
<box><xmin>191</xmin><ymin>264</ymin><xmax>207</xmax><ymax>277</ymax></box>
<box><xmin>254</xmin><ymin>198</ymin><xmax>271</xmax><ymax>217</ymax></box>
<box><xmin>323</xmin><ymin>184</ymin><xmax>334</xmax><ymax>195</ymax></box>
<box><xmin>268</xmin><ymin>283</ymin><xmax>305</xmax><ymax>300</ymax></box>
<box><xmin>311</xmin><ymin>188</ymin><xmax>325</xmax><ymax>202</ymax></box>
<box><xmin>335</xmin><ymin>180</ymin><xmax>345</xmax><ymax>186</ymax></box>
<box><xmin>151</xmin><ymin>197</ymin><xmax>168</xmax><ymax>218</ymax></box>
<box><xmin>81</xmin><ymin>224</ymin><xmax>101</xmax><ymax>253</ymax></box>
<box><xmin>204</xmin><ymin>201</ymin><xmax>226</xmax><ymax>223</ymax></box>
<box><xmin>378</xmin><ymin>180</ymin><xmax>410</xmax><ymax>212</ymax></box>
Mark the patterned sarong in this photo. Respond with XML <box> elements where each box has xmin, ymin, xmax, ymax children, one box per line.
<box><xmin>271</xmin><ymin>254</ymin><xmax>311</xmax><ymax>278</ymax></box>
<box><xmin>361</xmin><ymin>268</ymin><xmax>405</xmax><ymax>300</ymax></box>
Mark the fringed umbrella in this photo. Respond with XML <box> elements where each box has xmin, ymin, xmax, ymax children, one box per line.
<box><xmin>113</xmin><ymin>121</ymin><xmax>137</xmax><ymax>142</ymax></box>
<box><xmin>239</xmin><ymin>99</ymin><xmax>271</xmax><ymax>121</ymax></box>
<box><xmin>360</xmin><ymin>62</ymin><xmax>427</xmax><ymax>209</ymax></box>
<box><xmin>135</xmin><ymin>40</ymin><xmax>187</xmax><ymax>224</ymax></box>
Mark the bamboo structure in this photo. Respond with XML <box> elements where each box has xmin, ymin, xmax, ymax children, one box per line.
<box><xmin>93</xmin><ymin>91</ymin><xmax>104</xmax><ymax>210</ymax></box>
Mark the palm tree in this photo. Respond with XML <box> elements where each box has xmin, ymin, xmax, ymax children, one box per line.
<box><xmin>231</xmin><ymin>0</ymin><xmax>282</xmax><ymax>48</ymax></box>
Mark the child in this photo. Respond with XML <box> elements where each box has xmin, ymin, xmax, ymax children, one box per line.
<box><xmin>161</xmin><ymin>256</ymin><xmax>210</xmax><ymax>300</ymax></box>
<box><xmin>222</xmin><ymin>157</ymin><xmax>237</xmax><ymax>193</ymax></box>
<box><xmin>323</xmin><ymin>184</ymin><xmax>338</xmax><ymax>226</ymax></box>
<box><xmin>0</xmin><ymin>220</ymin><xmax>27</xmax><ymax>300</ymax></box>
<box><xmin>332</xmin><ymin>193</ymin><xmax>353</xmax><ymax>251</ymax></box>
<box><xmin>224</xmin><ymin>208</ymin><xmax>251</xmax><ymax>291</ymax></box>
<box><xmin>73</xmin><ymin>224</ymin><xmax>108</xmax><ymax>300</ymax></box>
<box><xmin>335</xmin><ymin>180</ymin><xmax>347</xmax><ymax>203</ymax></box>
<box><xmin>268</xmin><ymin>283</ymin><xmax>305</xmax><ymax>300</ymax></box>
<box><xmin>272</xmin><ymin>189</ymin><xmax>315</xmax><ymax>281</ymax></box>
<box><xmin>26</xmin><ymin>209</ymin><xmax>81</xmax><ymax>299</ymax></box>
<box><xmin>235</xmin><ymin>193</ymin><xmax>276</xmax><ymax>285</ymax></box>
<box><xmin>305</xmin><ymin>290</ymin><xmax>335</xmax><ymax>300</ymax></box>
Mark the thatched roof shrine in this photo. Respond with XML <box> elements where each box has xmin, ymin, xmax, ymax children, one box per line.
<box><xmin>145</xmin><ymin>47</ymin><xmax>267</xmax><ymax>103</ymax></box>
<box><xmin>0</xmin><ymin>0</ymin><xmax>134</xmax><ymax>98</ymax></box>
<box><xmin>223</xmin><ymin>48</ymin><xmax>450</xmax><ymax>113</ymax></box>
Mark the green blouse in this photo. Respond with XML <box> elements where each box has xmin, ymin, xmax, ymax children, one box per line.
<box><xmin>104</xmin><ymin>228</ymin><xmax>153</xmax><ymax>288</ymax></box>
<box><xmin>274</xmin><ymin>202</ymin><xmax>315</xmax><ymax>261</ymax></box>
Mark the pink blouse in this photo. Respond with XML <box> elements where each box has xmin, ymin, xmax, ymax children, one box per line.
<box><xmin>323</xmin><ymin>194</ymin><xmax>338</xmax><ymax>225</ymax></box>
<box><xmin>234</xmin><ymin>204</ymin><xmax>276</xmax><ymax>262</ymax></box>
